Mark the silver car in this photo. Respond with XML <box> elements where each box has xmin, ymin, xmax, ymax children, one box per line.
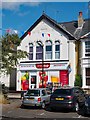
<box><xmin>22</xmin><ymin>88</ymin><xmax>51</xmax><ymax>109</ymax></box>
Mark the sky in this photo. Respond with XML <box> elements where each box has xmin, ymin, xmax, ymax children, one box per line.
<box><xmin>0</xmin><ymin>1</ymin><xmax>90</xmax><ymax>37</ymax></box>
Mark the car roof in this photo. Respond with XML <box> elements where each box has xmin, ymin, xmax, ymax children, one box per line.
<box><xmin>28</xmin><ymin>88</ymin><xmax>47</xmax><ymax>90</ymax></box>
<box><xmin>56</xmin><ymin>86</ymin><xmax>81</xmax><ymax>90</ymax></box>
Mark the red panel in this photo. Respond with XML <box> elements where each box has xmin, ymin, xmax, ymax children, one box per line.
<box><xmin>60</xmin><ymin>70</ymin><xmax>69</xmax><ymax>86</ymax></box>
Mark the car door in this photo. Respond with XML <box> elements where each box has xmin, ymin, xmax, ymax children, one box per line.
<box><xmin>41</xmin><ymin>90</ymin><xmax>50</xmax><ymax>104</ymax></box>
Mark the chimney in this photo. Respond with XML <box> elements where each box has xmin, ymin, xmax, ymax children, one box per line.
<box><xmin>78</xmin><ymin>11</ymin><xmax>84</xmax><ymax>28</ymax></box>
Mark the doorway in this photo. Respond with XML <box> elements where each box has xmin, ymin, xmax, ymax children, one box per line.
<box><xmin>30</xmin><ymin>73</ymin><xmax>37</xmax><ymax>88</ymax></box>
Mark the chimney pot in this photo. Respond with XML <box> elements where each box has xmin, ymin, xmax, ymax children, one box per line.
<box><xmin>79</xmin><ymin>11</ymin><xmax>82</xmax><ymax>16</ymax></box>
<box><xmin>78</xmin><ymin>11</ymin><xmax>84</xmax><ymax>28</ymax></box>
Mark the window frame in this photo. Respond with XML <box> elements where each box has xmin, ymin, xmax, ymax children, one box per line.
<box><xmin>45</xmin><ymin>40</ymin><xmax>52</xmax><ymax>60</ymax></box>
<box><xmin>36</xmin><ymin>42</ymin><xmax>43</xmax><ymax>60</ymax></box>
<box><xmin>55</xmin><ymin>41</ymin><xmax>60</xmax><ymax>59</ymax></box>
<box><xmin>86</xmin><ymin>68</ymin><xmax>90</xmax><ymax>85</ymax></box>
<box><xmin>29</xmin><ymin>43</ymin><xmax>33</xmax><ymax>60</ymax></box>
<box><xmin>85</xmin><ymin>40</ymin><xmax>90</xmax><ymax>57</ymax></box>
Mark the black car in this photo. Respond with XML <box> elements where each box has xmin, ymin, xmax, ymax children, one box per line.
<box><xmin>49</xmin><ymin>86</ymin><xmax>86</xmax><ymax>111</ymax></box>
<box><xmin>81</xmin><ymin>95</ymin><xmax>90</xmax><ymax>115</ymax></box>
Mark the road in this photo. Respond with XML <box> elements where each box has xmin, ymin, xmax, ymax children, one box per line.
<box><xmin>1</xmin><ymin>99</ymin><xmax>90</xmax><ymax>120</ymax></box>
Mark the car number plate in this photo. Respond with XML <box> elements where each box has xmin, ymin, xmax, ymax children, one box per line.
<box><xmin>28</xmin><ymin>98</ymin><xmax>34</xmax><ymax>100</ymax></box>
<box><xmin>56</xmin><ymin>98</ymin><xmax>64</xmax><ymax>100</ymax></box>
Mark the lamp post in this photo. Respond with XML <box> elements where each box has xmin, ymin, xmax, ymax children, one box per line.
<box><xmin>37</xmin><ymin>41</ymin><xmax>44</xmax><ymax>88</ymax></box>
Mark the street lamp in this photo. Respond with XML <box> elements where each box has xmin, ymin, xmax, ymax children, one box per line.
<box><xmin>37</xmin><ymin>40</ymin><xmax>44</xmax><ymax>88</ymax></box>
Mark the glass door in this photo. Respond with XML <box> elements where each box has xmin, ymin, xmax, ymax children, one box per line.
<box><xmin>30</xmin><ymin>73</ymin><xmax>37</xmax><ymax>88</ymax></box>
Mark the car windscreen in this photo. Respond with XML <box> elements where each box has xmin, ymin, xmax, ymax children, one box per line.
<box><xmin>53</xmin><ymin>89</ymin><xmax>72</xmax><ymax>95</ymax></box>
<box><xmin>25</xmin><ymin>90</ymin><xmax>40</xmax><ymax>96</ymax></box>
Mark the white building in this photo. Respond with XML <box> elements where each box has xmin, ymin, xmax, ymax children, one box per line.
<box><xmin>16</xmin><ymin>13</ymin><xmax>75</xmax><ymax>91</ymax></box>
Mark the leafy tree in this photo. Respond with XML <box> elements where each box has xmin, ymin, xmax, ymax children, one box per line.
<box><xmin>0</xmin><ymin>33</ymin><xmax>28</xmax><ymax>74</ymax></box>
<box><xmin>74</xmin><ymin>74</ymin><xmax>82</xmax><ymax>87</ymax></box>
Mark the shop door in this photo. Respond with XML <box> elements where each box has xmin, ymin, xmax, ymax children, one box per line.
<box><xmin>30</xmin><ymin>74</ymin><xmax>37</xmax><ymax>88</ymax></box>
<box><xmin>60</xmin><ymin>70</ymin><xmax>69</xmax><ymax>86</ymax></box>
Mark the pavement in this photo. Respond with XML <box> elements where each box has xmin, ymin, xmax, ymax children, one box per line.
<box><xmin>7</xmin><ymin>92</ymin><xmax>21</xmax><ymax>99</ymax></box>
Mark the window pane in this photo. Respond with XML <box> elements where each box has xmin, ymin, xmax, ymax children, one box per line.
<box><xmin>36</xmin><ymin>53</ymin><xmax>42</xmax><ymax>59</ymax></box>
<box><xmin>46</xmin><ymin>46</ymin><xmax>52</xmax><ymax>51</ymax></box>
<box><xmin>29</xmin><ymin>47</ymin><xmax>33</xmax><ymax>52</ymax></box>
<box><xmin>36</xmin><ymin>46</ymin><xmax>43</xmax><ymax>52</ymax></box>
<box><xmin>29</xmin><ymin>54</ymin><xmax>33</xmax><ymax>60</ymax></box>
<box><xmin>86</xmin><ymin>78</ymin><xmax>90</xmax><ymax>85</ymax></box>
<box><xmin>86</xmin><ymin>49</ymin><xmax>90</xmax><ymax>52</ymax></box>
<box><xmin>55</xmin><ymin>52</ymin><xmax>60</xmax><ymax>59</ymax></box>
<box><xmin>86</xmin><ymin>68</ymin><xmax>90</xmax><ymax>76</ymax></box>
<box><xmin>45</xmin><ymin>52</ymin><xmax>52</xmax><ymax>59</ymax></box>
<box><xmin>55</xmin><ymin>45</ymin><xmax>60</xmax><ymax>51</ymax></box>
<box><xmin>85</xmin><ymin>41</ymin><xmax>90</xmax><ymax>45</ymax></box>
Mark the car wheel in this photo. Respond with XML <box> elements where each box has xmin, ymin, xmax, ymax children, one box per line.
<box><xmin>42</xmin><ymin>102</ymin><xmax>45</xmax><ymax>109</ymax></box>
<box><xmin>74</xmin><ymin>102</ymin><xmax>79</xmax><ymax>112</ymax></box>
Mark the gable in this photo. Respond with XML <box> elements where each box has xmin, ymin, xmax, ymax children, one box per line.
<box><xmin>20</xmin><ymin>13</ymin><xmax>75</xmax><ymax>40</ymax></box>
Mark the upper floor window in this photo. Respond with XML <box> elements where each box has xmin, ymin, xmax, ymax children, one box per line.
<box><xmin>85</xmin><ymin>40</ymin><xmax>90</xmax><ymax>56</ymax></box>
<box><xmin>29</xmin><ymin>43</ymin><xmax>33</xmax><ymax>60</ymax></box>
<box><xmin>36</xmin><ymin>42</ymin><xmax>43</xmax><ymax>60</ymax></box>
<box><xmin>86</xmin><ymin>68</ymin><xmax>90</xmax><ymax>85</ymax></box>
<box><xmin>55</xmin><ymin>41</ymin><xmax>60</xmax><ymax>59</ymax></box>
<box><xmin>45</xmin><ymin>40</ymin><xmax>52</xmax><ymax>59</ymax></box>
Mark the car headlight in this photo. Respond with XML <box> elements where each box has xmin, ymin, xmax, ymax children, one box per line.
<box><xmin>85</xmin><ymin>101</ymin><xmax>88</xmax><ymax>107</ymax></box>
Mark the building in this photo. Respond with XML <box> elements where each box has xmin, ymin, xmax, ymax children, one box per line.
<box><xmin>62</xmin><ymin>12</ymin><xmax>90</xmax><ymax>89</ymax></box>
<box><xmin>16</xmin><ymin>13</ymin><xmax>76</xmax><ymax>91</ymax></box>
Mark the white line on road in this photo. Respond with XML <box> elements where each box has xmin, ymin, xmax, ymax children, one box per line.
<box><xmin>40</xmin><ymin>113</ymin><xmax>45</xmax><ymax>115</ymax></box>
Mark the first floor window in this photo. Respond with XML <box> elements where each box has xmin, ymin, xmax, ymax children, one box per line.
<box><xmin>29</xmin><ymin>43</ymin><xmax>33</xmax><ymax>60</ymax></box>
<box><xmin>45</xmin><ymin>40</ymin><xmax>52</xmax><ymax>59</ymax></box>
<box><xmin>86</xmin><ymin>68</ymin><xmax>90</xmax><ymax>85</ymax></box>
<box><xmin>55</xmin><ymin>41</ymin><xmax>60</xmax><ymax>59</ymax></box>
<box><xmin>85</xmin><ymin>40</ymin><xmax>90</xmax><ymax>56</ymax></box>
<box><xmin>36</xmin><ymin>43</ymin><xmax>43</xmax><ymax>60</ymax></box>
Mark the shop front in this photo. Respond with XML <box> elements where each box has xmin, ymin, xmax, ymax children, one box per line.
<box><xmin>16</xmin><ymin>61</ymin><xmax>70</xmax><ymax>91</ymax></box>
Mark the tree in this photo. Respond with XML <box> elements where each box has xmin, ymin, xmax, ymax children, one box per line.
<box><xmin>0</xmin><ymin>33</ymin><xmax>28</xmax><ymax>74</ymax></box>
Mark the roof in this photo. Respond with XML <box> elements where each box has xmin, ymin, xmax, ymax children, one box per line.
<box><xmin>20</xmin><ymin>13</ymin><xmax>75</xmax><ymax>40</ymax></box>
<box><xmin>20</xmin><ymin>13</ymin><xmax>90</xmax><ymax>40</ymax></box>
<box><xmin>60</xmin><ymin>19</ymin><xmax>90</xmax><ymax>40</ymax></box>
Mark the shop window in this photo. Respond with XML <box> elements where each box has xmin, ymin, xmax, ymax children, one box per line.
<box><xmin>55</xmin><ymin>41</ymin><xmax>60</xmax><ymax>59</ymax></box>
<box><xmin>36</xmin><ymin>42</ymin><xmax>43</xmax><ymax>60</ymax></box>
<box><xmin>45</xmin><ymin>40</ymin><xmax>52</xmax><ymax>59</ymax></box>
<box><xmin>29</xmin><ymin>43</ymin><xmax>33</xmax><ymax>60</ymax></box>
<box><xmin>86</xmin><ymin>68</ymin><xmax>90</xmax><ymax>85</ymax></box>
<box><xmin>85</xmin><ymin>40</ymin><xmax>90</xmax><ymax>57</ymax></box>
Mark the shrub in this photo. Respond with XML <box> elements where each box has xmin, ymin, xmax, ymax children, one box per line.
<box><xmin>74</xmin><ymin>74</ymin><xmax>82</xmax><ymax>87</ymax></box>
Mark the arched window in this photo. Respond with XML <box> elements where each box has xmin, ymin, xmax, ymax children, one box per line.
<box><xmin>45</xmin><ymin>40</ymin><xmax>52</xmax><ymax>59</ymax></box>
<box><xmin>36</xmin><ymin>41</ymin><xmax>43</xmax><ymax>60</ymax></box>
<box><xmin>29</xmin><ymin>43</ymin><xmax>33</xmax><ymax>60</ymax></box>
<box><xmin>55</xmin><ymin>41</ymin><xmax>60</xmax><ymax>59</ymax></box>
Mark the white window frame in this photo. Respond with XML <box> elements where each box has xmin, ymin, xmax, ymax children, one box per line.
<box><xmin>45</xmin><ymin>40</ymin><xmax>52</xmax><ymax>60</ymax></box>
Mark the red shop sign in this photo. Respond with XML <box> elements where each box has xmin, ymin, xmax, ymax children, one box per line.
<box><xmin>36</xmin><ymin>63</ymin><xmax>50</xmax><ymax>69</ymax></box>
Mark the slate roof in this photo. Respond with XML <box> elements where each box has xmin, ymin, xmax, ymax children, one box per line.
<box><xmin>60</xmin><ymin>19</ymin><xmax>90</xmax><ymax>40</ymax></box>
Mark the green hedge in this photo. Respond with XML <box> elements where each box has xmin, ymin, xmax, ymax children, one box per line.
<box><xmin>74</xmin><ymin>74</ymin><xmax>82</xmax><ymax>87</ymax></box>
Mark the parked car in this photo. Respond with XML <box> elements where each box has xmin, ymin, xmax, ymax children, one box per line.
<box><xmin>22</xmin><ymin>88</ymin><xmax>51</xmax><ymax>109</ymax></box>
<box><xmin>80</xmin><ymin>95</ymin><xmax>90</xmax><ymax>115</ymax></box>
<box><xmin>50</xmin><ymin>86</ymin><xmax>86</xmax><ymax>111</ymax></box>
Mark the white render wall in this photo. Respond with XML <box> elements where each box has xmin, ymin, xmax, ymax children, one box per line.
<box><xmin>18</xmin><ymin>19</ymin><xmax>69</xmax><ymax>61</ymax></box>
<box><xmin>0</xmin><ymin>72</ymin><xmax>10</xmax><ymax>87</ymax></box>
<box><xmin>17</xmin><ymin>19</ymin><xmax>76</xmax><ymax>90</ymax></box>
<box><xmin>68</xmin><ymin>41</ymin><xmax>76</xmax><ymax>86</ymax></box>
